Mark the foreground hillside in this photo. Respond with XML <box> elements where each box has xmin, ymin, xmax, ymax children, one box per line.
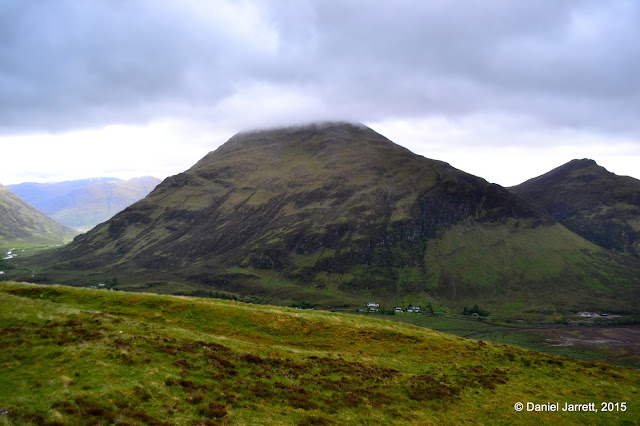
<box><xmin>9</xmin><ymin>176</ymin><xmax>161</xmax><ymax>231</ymax></box>
<box><xmin>22</xmin><ymin>123</ymin><xmax>640</xmax><ymax>315</ymax></box>
<box><xmin>0</xmin><ymin>282</ymin><xmax>638</xmax><ymax>425</ymax></box>
<box><xmin>510</xmin><ymin>159</ymin><xmax>640</xmax><ymax>257</ymax></box>
<box><xmin>0</xmin><ymin>184</ymin><xmax>78</xmax><ymax>249</ymax></box>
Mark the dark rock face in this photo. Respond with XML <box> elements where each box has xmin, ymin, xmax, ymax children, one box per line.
<box><xmin>511</xmin><ymin>159</ymin><xmax>640</xmax><ymax>257</ymax></box>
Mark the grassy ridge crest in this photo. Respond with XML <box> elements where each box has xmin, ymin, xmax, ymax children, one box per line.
<box><xmin>0</xmin><ymin>281</ymin><xmax>638</xmax><ymax>424</ymax></box>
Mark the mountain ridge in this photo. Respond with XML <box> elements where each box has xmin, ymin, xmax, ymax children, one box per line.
<box><xmin>18</xmin><ymin>123</ymin><xmax>640</xmax><ymax>314</ymax></box>
<box><xmin>510</xmin><ymin>158</ymin><xmax>640</xmax><ymax>256</ymax></box>
<box><xmin>9</xmin><ymin>176</ymin><xmax>161</xmax><ymax>230</ymax></box>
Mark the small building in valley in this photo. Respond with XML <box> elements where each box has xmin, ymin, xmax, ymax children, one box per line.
<box><xmin>366</xmin><ymin>302</ymin><xmax>380</xmax><ymax>312</ymax></box>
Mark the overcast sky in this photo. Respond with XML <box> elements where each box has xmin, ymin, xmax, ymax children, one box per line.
<box><xmin>1</xmin><ymin>0</ymin><xmax>639</xmax><ymax>186</ymax></box>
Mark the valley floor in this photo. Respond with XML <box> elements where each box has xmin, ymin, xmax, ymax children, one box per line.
<box><xmin>376</xmin><ymin>313</ymin><xmax>640</xmax><ymax>369</ymax></box>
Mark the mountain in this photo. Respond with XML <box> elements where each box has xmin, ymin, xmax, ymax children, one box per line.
<box><xmin>510</xmin><ymin>159</ymin><xmax>640</xmax><ymax>257</ymax></box>
<box><xmin>8</xmin><ymin>177</ymin><xmax>120</xmax><ymax>206</ymax></box>
<box><xmin>9</xmin><ymin>176</ymin><xmax>161</xmax><ymax>231</ymax></box>
<box><xmin>0</xmin><ymin>184</ymin><xmax>78</xmax><ymax>248</ymax></box>
<box><xmin>25</xmin><ymin>123</ymin><xmax>640</xmax><ymax>314</ymax></box>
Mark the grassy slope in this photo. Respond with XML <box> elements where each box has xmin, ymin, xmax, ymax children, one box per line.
<box><xmin>0</xmin><ymin>185</ymin><xmax>78</xmax><ymax>250</ymax></box>
<box><xmin>1</xmin><ymin>282</ymin><xmax>638</xmax><ymax>425</ymax></box>
<box><xmin>424</xmin><ymin>220</ymin><xmax>640</xmax><ymax>314</ymax></box>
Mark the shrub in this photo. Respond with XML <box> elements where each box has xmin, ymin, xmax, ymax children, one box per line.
<box><xmin>462</xmin><ymin>304</ymin><xmax>489</xmax><ymax>317</ymax></box>
<box><xmin>199</xmin><ymin>403</ymin><xmax>228</xmax><ymax>418</ymax></box>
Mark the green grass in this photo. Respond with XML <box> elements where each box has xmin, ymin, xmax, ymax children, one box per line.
<box><xmin>1</xmin><ymin>281</ymin><xmax>639</xmax><ymax>425</ymax></box>
<box><xmin>422</xmin><ymin>219</ymin><xmax>640</xmax><ymax>316</ymax></box>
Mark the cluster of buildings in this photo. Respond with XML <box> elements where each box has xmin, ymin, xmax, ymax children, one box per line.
<box><xmin>89</xmin><ymin>282</ymin><xmax>107</xmax><ymax>289</ymax></box>
<box><xmin>360</xmin><ymin>302</ymin><xmax>427</xmax><ymax>314</ymax></box>
<box><xmin>575</xmin><ymin>311</ymin><xmax>608</xmax><ymax>317</ymax></box>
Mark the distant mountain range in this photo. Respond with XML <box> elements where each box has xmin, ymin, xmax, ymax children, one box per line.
<box><xmin>0</xmin><ymin>184</ymin><xmax>78</xmax><ymax>249</ymax></box>
<box><xmin>9</xmin><ymin>176</ymin><xmax>161</xmax><ymax>231</ymax></box>
<box><xmin>24</xmin><ymin>122</ymin><xmax>639</xmax><ymax>315</ymax></box>
<box><xmin>510</xmin><ymin>159</ymin><xmax>640</xmax><ymax>257</ymax></box>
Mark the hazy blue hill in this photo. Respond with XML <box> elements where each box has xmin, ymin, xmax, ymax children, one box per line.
<box><xmin>9</xmin><ymin>177</ymin><xmax>120</xmax><ymax>211</ymax></box>
<box><xmin>9</xmin><ymin>176</ymin><xmax>161</xmax><ymax>231</ymax></box>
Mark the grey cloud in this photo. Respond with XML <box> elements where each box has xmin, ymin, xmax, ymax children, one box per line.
<box><xmin>297</xmin><ymin>0</ymin><xmax>640</xmax><ymax>131</ymax></box>
<box><xmin>0</xmin><ymin>0</ymin><xmax>265</xmax><ymax>130</ymax></box>
<box><xmin>1</xmin><ymin>0</ymin><xmax>639</xmax><ymax>137</ymax></box>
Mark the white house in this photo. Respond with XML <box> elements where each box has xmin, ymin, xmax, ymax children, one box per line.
<box><xmin>366</xmin><ymin>302</ymin><xmax>380</xmax><ymax>311</ymax></box>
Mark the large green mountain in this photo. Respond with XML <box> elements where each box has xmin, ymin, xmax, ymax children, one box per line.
<box><xmin>0</xmin><ymin>184</ymin><xmax>78</xmax><ymax>249</ymax></box>
<box><xmin>9</xmin><ymin>176</ymin><xmax>161</xmax><ymax>231</ymax></box>
<box><xmin>27</xmin><ymin>123</ymin><xmax>640</xmax><ymax>314</ymax></box>
<box><xmin>510</xmin><ymin>159</ymin><xmax>640</xmax><ymax>257</ymax></box>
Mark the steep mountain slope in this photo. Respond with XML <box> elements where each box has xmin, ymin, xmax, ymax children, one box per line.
<box><xmin>510</xmin><ymin>159</ymin><xmax>640</xmax><ymax>257</ymax></box>
<box><xmin>0</xmin><ymin>184</ymin><xmax>78</xmax><ymax>248</ymax></box>
<box><xmin>9</xmin><ymin>176</ymin><xmax>161</xmax><ymax>230</ymax></box>
<box><xmin>29</xmin><ymin>123</ymin><xmax>640</xmax><ymax>313</ymax></box>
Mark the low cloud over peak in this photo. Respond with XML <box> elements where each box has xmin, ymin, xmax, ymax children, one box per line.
<box><xmin>2</xmin><ymin>0</ymin><xmax>638</xmax><ymax>135</ymax></box>
<box><xmin>1</xmin><ymin>1</ymin><xmax>639</xmax><ymax>186</ymax></box>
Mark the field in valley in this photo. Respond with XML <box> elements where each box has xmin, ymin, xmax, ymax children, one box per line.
<box><xmin>382</xmin><ymin>313</ymin><xmax>640</xmax><ymax>369</ymax></box>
